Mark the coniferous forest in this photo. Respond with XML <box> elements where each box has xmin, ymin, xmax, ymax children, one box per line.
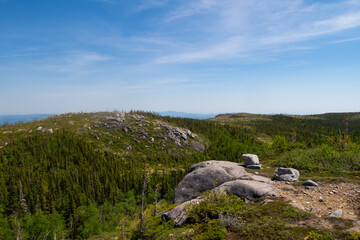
<box><xmin>1</xmin><ymin>111</ymin><xmax>360</xmax><ymax>239</ymax></box>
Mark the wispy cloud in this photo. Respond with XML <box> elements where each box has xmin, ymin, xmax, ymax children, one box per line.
<box><xmin>152</xmin><ymin>0</ymin><xmax>360</xmax><ymax>63</ymax></box>
<box><xmin>135</xmin><ymin>0</ymin><xmax>168</xmax><ymax>12</ymax></box>
<box><xmin>163</xmin><ymin>0</ymin><xmax>217</xmax><ymax>23</ymax></box>
<box><xmin>67</xmin><ymin>51</ymin><xmax>112</xmax><ymax>66</ymax></box>
<box><xmin>33</xmin><ymin>51</ymin><xmax>113</xmax><ymax>77</ymax></box>
<box><xmin>331</xmin><ymin>37</ymin><xmax>360</xmax><ymax>44</ymax></box>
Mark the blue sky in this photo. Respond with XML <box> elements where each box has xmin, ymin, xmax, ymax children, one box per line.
<box><xmin>1</xmin><ymin>0</ymin><xmax>360</xmax><ymax>115</ymax></box>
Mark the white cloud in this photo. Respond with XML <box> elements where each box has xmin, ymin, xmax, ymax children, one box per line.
<box><xmin>153</xmin><ymin>0</ymin><xmax>360</xmax><ymax>63</ymax></box>
<box><xmin>331</xmin><ymin>37</ymin><xmax>360</xmax><ymax>44</ymax></box>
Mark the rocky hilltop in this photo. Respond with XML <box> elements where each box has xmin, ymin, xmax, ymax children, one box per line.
<box><xmin>0</xmin><ymin>112</ymin><xmax>207</xmax><ymax>157</ymax></box>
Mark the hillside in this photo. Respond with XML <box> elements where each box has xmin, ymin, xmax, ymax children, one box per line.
<box><xmin>210</xmin><ymin>112</ymin><xmax>360</xmax><ymax>144</ymax></box>
<box><xmin>0</xmin><ymin>111</ymin><xmax>265</xmax><ymax>239</ymax></box>
<box><xmin>0</xmin><ymin>111</ymin><xmax>360</xmax><ymax>239</ymax></box>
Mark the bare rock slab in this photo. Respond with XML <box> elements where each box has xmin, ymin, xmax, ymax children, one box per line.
<box><xmin>213</xmin><ymin>179</ymin><xmax>278</xmax><ymax>201</ymax></box>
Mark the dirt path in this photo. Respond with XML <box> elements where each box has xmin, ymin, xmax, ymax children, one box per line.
<box><xmin>274</xmin><ymin>181</ymin><xmax>360</xmax><ymax>221</ymax></box>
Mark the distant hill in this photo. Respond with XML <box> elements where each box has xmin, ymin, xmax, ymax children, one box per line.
<box><xmin>158</xmin><ymin>111</ymin><xmax>217</xmax><ymax>119</ymax></box>
<box><xmin>0</xmin><ymin>114</ymin><xmax>55</xmax><ymax>125</ymax></box>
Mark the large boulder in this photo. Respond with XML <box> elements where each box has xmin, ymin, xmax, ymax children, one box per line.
<box><xmin>174</xmin><ymin>161</ymin><xmax>247</xmax><ymax>203</ymax></box>
<box><xmin>274</xmin><ymin>167</ymin><xmax>299</xmax><ymax>182</ymax></box>
<box><xmin>165</xmin><ymin>160</ymin><xmax>279</xmax><ymax>225</ymax></box>
<box><xmin>242</xmin><ymin>154</ymin><xmax>259</xmax><ymax>166</ymax></box>
<box><xmin>213</xmin><ymin>179</ymin><xmax>278</xmax><ymax>201</ymax></box>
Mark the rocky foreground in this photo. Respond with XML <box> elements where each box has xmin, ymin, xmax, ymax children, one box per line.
<box><xmin>164</xmin><ymin>159</ymin><xmax>279</xmax><ymax>225</ymax></box>
<box><xmin>163</xmin><ymin>156</ymin><xmax>360</xmax><ymax>230</ymax></box>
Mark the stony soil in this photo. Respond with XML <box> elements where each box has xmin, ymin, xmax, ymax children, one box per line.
<box><xmin>275</xmin><ymin>181</ymin><xmax>360</xmax><ymax>232</ymax></box>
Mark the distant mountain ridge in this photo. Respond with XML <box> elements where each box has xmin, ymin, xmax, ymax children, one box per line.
<box><xmin>0</xmin><ymin>114</ymin><xmax>55</xmax><ymax>125</ymax></box>
<box><xmin>158</xmin><ymin>111</ymin><xmax>217</xmax><ymax>119</ymax></box>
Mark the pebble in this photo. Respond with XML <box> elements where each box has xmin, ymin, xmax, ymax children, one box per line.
<box><xmin>310</xmin><ymin>207</ymin><xmax>317</xmax><ymax>213</ymax></box>
<box><xmin>283</xmin><ymin>186</ymin><xmax>295</xmax><ymax>191</ymax></box>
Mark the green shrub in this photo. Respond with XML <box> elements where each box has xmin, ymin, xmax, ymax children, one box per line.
<box><xmin>304</xmin><ymin>230</ymin><xmax>334</xmax><ymax>240</ymax></box>
<box><xmin>275</xmin><ymin>145</ymin><xmax>360</xmax><ymax>174</ymax></box>
<box><xmin>350</xmin><ymin>232</ymin><xmax>360</xmax><ymax>240</ymax></box>
<box><xmin>193</xmin><ymin>220</ymin><xmax>228</xmax><ymax>240</ymax></box>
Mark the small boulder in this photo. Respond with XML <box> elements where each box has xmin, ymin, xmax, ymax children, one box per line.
<box><xmin>274</xmin><ymin>167</ymin><xmax>299</xmax><ymax>182</ymax></box>
<box><xmin>242</xmin><ymin>154</ymin><xmax>259</xmax><ymax>166</ymax></box>
<box><xmin>44</xmin><ymin>128</ymin><xmax>53</xmax><ymax>134</ymax></box>
<box><xmin>310</xmin><ymin>207</ymin><xmax>317</xmax><ymax>213</ymax></box>
<box><xmin>329</xmin><ymin>209</ymin><xmax>343</xmax><ymax>218</ymax></box>
<box><xmin>283</xmin><ymin>186</ymin><xmax>295</xmax><ymax>191</ymax></box>
<box><xmin>303</xmin><ymin>180</ymin><xmax>319</xmax><ymax>187</ymax></box>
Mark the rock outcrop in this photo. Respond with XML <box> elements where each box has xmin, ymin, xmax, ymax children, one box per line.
<box><xmin>92</xmin><ymin>113</ymin><xmax>206</xmax><ymax>154</ymax></box>
<box><xmin>156</xmin><ymin>120</ymin><xmax>204</xmax><ymax>152</ymax></box>
<box><xmin>165</xmin><ymin>160</ymin><xmax>278</xmax><ymax>225</ymax></box>
<box><xmin>174</xmin><ymin>161</ymin><xmax>248</xmax><ymax>203</ymax></box>
<box><xmin>274</xmin><ymin>167</ymin><xmax>299</xmax><ymax>182</ymax></box>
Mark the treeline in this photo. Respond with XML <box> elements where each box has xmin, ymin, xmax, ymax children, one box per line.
<box><xmin>213</xmin><ymin>113</ymin><xmax>360</xmax><ymax>149</ymax></box>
